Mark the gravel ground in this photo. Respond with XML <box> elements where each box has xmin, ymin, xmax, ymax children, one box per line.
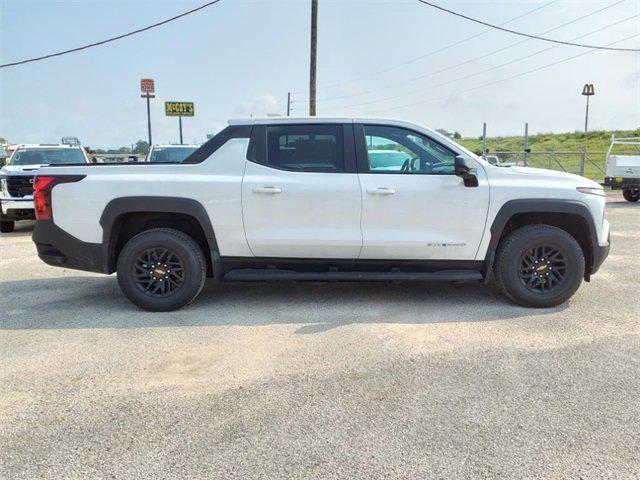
<box><xmin>1</xmin><ymin>193</ymin><xmax>639</xmax><ymax>479</ymax></box>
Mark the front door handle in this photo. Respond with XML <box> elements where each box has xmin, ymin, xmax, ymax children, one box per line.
<box><xmin>367</xmin><ymin>187</ymin><xmax>396</xmax><ymax>195</ymax></box>
<box><xmin>253</xmin><ymin>186</ymin><xmax>282</xmax><ymax>194</ymax></box>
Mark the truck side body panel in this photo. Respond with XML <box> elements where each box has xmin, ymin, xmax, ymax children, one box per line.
<box><xmin>51</xmin><ymin>138</ymin><xmax>253</xmax><ymax>257</ymax></box>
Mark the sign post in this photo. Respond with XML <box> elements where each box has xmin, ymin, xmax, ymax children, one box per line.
<box><xmin>140</xmin><ymin>78</ymin><xmax>155</xmax><ymax>146</ymax></box>
<box><xmin>165</xmin><ymin>101</ymin><xmax>194</xmax><ymax>145</ymax></box>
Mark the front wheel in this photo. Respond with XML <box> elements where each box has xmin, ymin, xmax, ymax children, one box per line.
<box><xmin>622</xmin><ymin>188</ymin><xmax>639</xmax><ymax>202</ymax></box>
<box><xmin>116</xmin><ymin>228</ymin><xmax>207</xmax><ymax>311</ymax></box>
<box><xmin>494</xmin><ymin>224</ymin><xmax>585</xmax><ymax>308</ymax></box>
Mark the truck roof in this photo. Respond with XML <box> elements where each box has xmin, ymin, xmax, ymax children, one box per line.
<box><xmin>229</xmin><ymin>116</ymin><xmax>414</xmax><ymax>126</ymax></box>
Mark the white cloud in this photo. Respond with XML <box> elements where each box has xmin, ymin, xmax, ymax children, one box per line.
<box><xmin>235</xmin><ymin>94</ymin><xmax>281</xmax><ymax>117</ymax></box>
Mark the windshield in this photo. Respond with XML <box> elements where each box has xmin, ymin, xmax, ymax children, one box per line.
<box><xmin>9</xmin><ymin>148</ymin><xmax>86</xmax><ymax>166</ymax></box>
<box><xmin>148</xmin><ymin>147</ymin><xmax>198</xmax><ymax>163</ymax></box>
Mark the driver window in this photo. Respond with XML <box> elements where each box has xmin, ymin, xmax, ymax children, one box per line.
<box><xmin>363</xmin><ymin>125</ymin><xmax>456</xmax><ymax>174</ymax></box>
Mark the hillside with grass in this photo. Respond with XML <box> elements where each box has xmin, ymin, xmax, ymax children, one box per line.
<box><xmin>456</xmin><ymin>129</ymin><xmax>639</xmax><ymax>181</ymax></box>
<box><xmin>457</xmin><ymin>129</ymin><xmax>640</xmax><ymax>155</ymax></box>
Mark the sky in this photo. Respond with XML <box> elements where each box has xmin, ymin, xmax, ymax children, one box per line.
<box><xmin>1</xmin><ymin>0</ymin><xmax>639</xmax><ymax>148</ymax></box>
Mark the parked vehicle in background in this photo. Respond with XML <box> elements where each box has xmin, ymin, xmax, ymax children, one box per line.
<box><xmin>146</xmin><ymin>144</ymin><xmax>199</xmax><ymax>163</ymax></box>
<box><xmin>31</xmin><ymin>117</ymin><xmax>609</xmax><ymax>311</ymax></box>
<box><xmin>603</xmin><ymin>135</ymin><xmax>640</xmax><ymax>202</ymax></box>
<box><xmin>0</xmin><ymin>143</ymin><xmax>90</xmax><ymax>232</ymax></box>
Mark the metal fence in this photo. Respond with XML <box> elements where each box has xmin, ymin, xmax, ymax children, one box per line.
<box><xmin>89</xmin><ymin>153</ymin><xmax>143</xmax><ymax>163</ymax></box>
<box><xmin>492</xmin><ymin>149</ymin><xmax>607</xmax><ymax>181</ymax></box>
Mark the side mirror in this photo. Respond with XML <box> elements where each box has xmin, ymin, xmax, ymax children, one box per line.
<box><xmin>455</xmin><ymin>156</ymin><xmax>479</xmax><ymax>187</ymax></box>
<box><xmin>0</xmin><ymin>158</ymin><xmax>6</xmax><ymax>167</ymax></box>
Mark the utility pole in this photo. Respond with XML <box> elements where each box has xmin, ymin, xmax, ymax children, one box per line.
<box><xmin>179</xmin><ymin>116</ymin><xmax>183</xmax><ymax>144</ymax></box>
<box><xmin>309</xmin><ymin>0</ymin><xmax>318</xmax><ymax>116</ymax></box>
<box><xmin>481</xmin><ymin>122</ymin><xmax>487</xmax><ymax>159</ymax></box>
<box><xmin>287</xmin><ymin>92</ymin><xmax>291</xmax><ymax>117</ymax></box>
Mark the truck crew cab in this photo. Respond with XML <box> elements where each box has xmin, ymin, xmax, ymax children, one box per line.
<box><xmin>0</xmin><ymin>142</ymin><xmax>90</xmax><ymax>232</ymax></box>
<box><xmin>32</xmin><ymin>118</ymin><xmax>610</xmax><ymax>311</ymax></box>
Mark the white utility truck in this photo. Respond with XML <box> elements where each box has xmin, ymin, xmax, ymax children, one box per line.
<box><xmin>603</xmin><ymin>135</ymin><xmax>640</xmax><ymax>202</ymax></box>
<box><xmin>31</xmin><ymin>118</ymin><xmax>610</xmax><ymax>311</ymax></box>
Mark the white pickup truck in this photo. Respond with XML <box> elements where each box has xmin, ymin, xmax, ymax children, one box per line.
<box><xmin>32</xmin><ymin>118</ymin><xmax>610</xmax><ymax>311</ymax></box>
<box><xmin>0</xmin><ymin>143</ymin><xmax>90</xmax><ymax>232</ymax></box>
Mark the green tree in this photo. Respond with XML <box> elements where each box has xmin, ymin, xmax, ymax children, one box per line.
<box><xmin>453</xmin><ymin>131</ymin><xmax>462</xmax><ymax>139</ymax></box>
<box><xmin>133</xmin><ymin>140</ymin><xmax>150</xmax><ymax>155</ymax></box>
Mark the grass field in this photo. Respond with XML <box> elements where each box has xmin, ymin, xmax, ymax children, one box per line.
<box><xmin>457</xmin><ymin>129</ymin><xmax>640</xmax><ymax>154</ymax></box>
<box><xmin>456</xmin><ymin>129</ymin><xmax>640</xmax><ymax>181</ymax></box>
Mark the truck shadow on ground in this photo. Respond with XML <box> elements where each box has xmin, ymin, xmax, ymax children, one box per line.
<box><xmin>0</xmin><ymin>275</ymin><xmax>565</xmax><ymax>332</ymax></box>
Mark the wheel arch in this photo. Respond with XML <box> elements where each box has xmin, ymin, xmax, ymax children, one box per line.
<box><xmin>484</xmin><ymin>199</ymin><xmax>598</xmax><ymax>280</ymax></box>
<box><xmin>99</xmin><ymin>197</ymin><xmax>220</xmax><ymax>276</ymax></box>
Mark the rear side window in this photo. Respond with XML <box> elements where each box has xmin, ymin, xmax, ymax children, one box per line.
<box><xmin>265</xmin><ymin>125</ymin><xmax>344</xmax><ymax>172</ymax></box>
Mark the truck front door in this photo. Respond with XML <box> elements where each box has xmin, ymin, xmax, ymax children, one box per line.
<box><xmin>355</xmin><ymin>124</ymin><xmax>489</xmax><ymax>260</ymax></box>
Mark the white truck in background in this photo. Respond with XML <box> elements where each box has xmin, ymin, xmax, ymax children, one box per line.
<box><xmin>603</xmin><ymin>135</ymin><xmax>640</xmax><ymax>202</ymax></box>
<box><xmin>0</xmin><ymin>143</ymin><xmax>90</xmax><ymax>232</ymax></box>
<box><xmin>146</xmin><ymin>144</ymin><xmax>199</xmax><ymax>163</ymax></box>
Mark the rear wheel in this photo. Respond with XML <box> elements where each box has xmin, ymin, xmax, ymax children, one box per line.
<box><xmin>494</xmin><ymin>224</ymin><xmax>585</xmax><ymax>308</ymax></box>
<box><xmin>116</xmin><ymin>228</ymin><xmax>207</xmax><ymax>311</ymax></box>
<box><xmin>622</xmin><ymin>188</ymin><xmax>639</xmax><ymax>202</ymax></box>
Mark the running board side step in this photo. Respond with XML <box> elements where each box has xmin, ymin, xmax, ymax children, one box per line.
<box><xmin>223</xmin><ymin>269</ymin><xmax>483</xmax><ymax>282</ymax></box>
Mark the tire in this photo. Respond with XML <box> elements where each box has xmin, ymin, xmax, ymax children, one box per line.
<box><xmin>622</xmin><ymin>188</ymin><xmax>639</xmax><ymax>202</ymax></box>
<box><xmin>494</xmin><ymin>224</ymin><xmax>585</xmax><ymax>308</ymax></box>
<box><xmin>0</xmin><ymin>219</ymin><xmax>15</xmax><ymax>233</ymax></box>
<box><xmin>116</xmin><ymin>228</ymin><xmax>207</xmax><ymax>312</ymax></box>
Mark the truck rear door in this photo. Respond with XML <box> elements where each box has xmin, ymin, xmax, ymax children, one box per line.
<box><xmin>241</xmin><ymin>123</ymin><xmax>362</xmax><ymax>258</ymax></box>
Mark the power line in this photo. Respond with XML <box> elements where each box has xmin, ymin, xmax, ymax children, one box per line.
<box><xmin>325</xmin><ymin>13</ymin><xmax>639</xmax><ymax>110</ymax></box>
<box><xmin>309</xmin><ymin>0</ymin><xmax>626</xmax><ymax>104</ymax></box>
<box><xmin>367</xmin><ymin>33</ymin><xmax>639</xmax><ymax>115</ymax></box>
<box><xmin>290</xmin><ymin>0</ymin><xmax>560</xmax><ymax>94</ymax></box>
<box><xmin>0</xmin><ymin>0</ymin><xmax>224</xmax><ymax>68</ymax></box>
<box><xmin>415</xmin><ymin>0</ymin><xmax>639</xmax><ymax>52</ymax></box>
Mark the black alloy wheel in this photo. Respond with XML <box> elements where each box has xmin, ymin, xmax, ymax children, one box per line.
<box><xmin>518</xmin><ymin>245</ymin><xmax>567</xmax><ymax>293</ymax></box>
<box><xmin>134</xmin><ymin>247</ymin><xmax>185</xmax><ymax>297</ymax></box>
<box><xmin>494</xmin><ymin>224</ymin><xmax>585</xmax><ymax>308</ymax></box>
<box><xmin>117</xmin><ymin>228</ymin><xmax>207</xmax><ymax>311</ymax></box>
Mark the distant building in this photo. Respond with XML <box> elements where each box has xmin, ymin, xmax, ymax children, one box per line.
<box><xmin>435</xmin><ymin>128</ymin><xmax>454</xmax><ymax>139</ymax></box>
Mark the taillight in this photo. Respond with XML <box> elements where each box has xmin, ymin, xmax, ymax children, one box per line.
<box><xmin>33</xmin><ymin>175</ymin><xmax>85</xmax><ymax>221</ymax></box>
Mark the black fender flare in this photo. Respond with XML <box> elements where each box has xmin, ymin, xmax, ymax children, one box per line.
<box><xmin>99</xmin><ymin>196</ymin><xmax>220</xmax><ymax>274</ymax></box>
<box><xmin>483</xmin><ymin>199</ymin><xmax>598</xmax><ymax>279</ymax></box>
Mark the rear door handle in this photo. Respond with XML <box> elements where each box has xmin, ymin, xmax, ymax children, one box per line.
<box><xmin>367</xmin><ymin>187</ymin><xmax>396</xmax><ymax>195</ymax></box>
<box><xmin>253</xmin><ymin>186</ymin><xmax>282</xmax><ymax>194</ymax></box>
